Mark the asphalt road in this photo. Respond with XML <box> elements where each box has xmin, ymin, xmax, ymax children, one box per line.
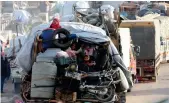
<box><xmin>126</xmin><ymin>63</ymin><xmax>169</xmax><ymax>103</ymax></box>
<box><xmin>1</xmin><ymin>63</ymin><xmax>169</xmax><ymax>103</ymax></box>
<box><xmin>1</xmin><ymin>79</ymin><xmax>22</xmax><ymax>103</ymax></box>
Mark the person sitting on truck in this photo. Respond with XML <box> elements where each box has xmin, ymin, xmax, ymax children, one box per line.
<box><xmin>49</xmin><ymin>17</ymin><xmax>61</xmax><ymax>29</ymax></box>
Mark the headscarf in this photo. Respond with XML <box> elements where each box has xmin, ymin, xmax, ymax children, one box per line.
<box><xmin>50</xmin><ymin>17</ymin><xmax>61</xmax><ymax>29</ymax></box>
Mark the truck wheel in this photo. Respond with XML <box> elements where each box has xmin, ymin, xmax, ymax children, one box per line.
<box><xmin>115</xmin><ymin>92</ymin><xmax>126</xmax><ymax>103</ymax></box>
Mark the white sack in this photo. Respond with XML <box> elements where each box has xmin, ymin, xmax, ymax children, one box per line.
<box><xmin>100</xmin><ymin>5</ymin><xmax>115</xmax><ymax>19</ymax></box>
<box><xmin>15</xmin><ymin>31</ymin><xmax>42</xmax><ymax>72</ymax></box>
<box><xmin>60</xmin><ymin>22</ymin><xmax>108</xmax><ymax>43</ymax></box>
<box><xmin>61</xmin><ymin>14</ymin><xmax>75</xmax><ymax>22</ymax></box>
<box><xmin>75</xmin><ymin>1</ymin><xmax>90</xmax><ymax>13</ymax></box>
<box><xmin>13</xmin><ymin>10</ymin><xmax>31</xmax><ymax>24</ymax></box>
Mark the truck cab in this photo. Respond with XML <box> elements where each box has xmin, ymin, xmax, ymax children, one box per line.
<box><xmin>120</xmin><ymin>20</ymin><xmax>160</xmax><ymax>82</ymax></box>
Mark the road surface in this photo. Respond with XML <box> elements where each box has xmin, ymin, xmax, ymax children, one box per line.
<box><xmin>1</xmin><ymin>63</ymin><xmax>169</xmax><ymax>103</ymax></box>
<box><xmin>126</xmin><ymin>63</ymin><xmax>169</xmax><ymax>103</ymax></box>
<box><xmin>1</xmin><ymin>79</ymin><xmax>22</xmax><ymax>103</ymax></box>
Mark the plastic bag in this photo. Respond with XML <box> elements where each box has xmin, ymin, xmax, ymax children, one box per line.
<box><xmin>15</xmin><ymin>31</ymin><xmax>42</xmax><ymax>72</ymax></box>
<box><xmin>75</xmin><ymin>1</ymin><xmax>90</xmax><ymax>13</ymax></box>
<box><xmin>6</xmin><ymin>35</ymin><xmax>27</xmax><ymax>57</ymax></box>
<box><xmin>15</xmin><ymin>23</ymin><xmax>51</xmax><ymax>72</ymax></box>
<box><xmin>15</xmin><ymin>38</ymin><xmax>34</xmax><ymax>72</ymax></box>
<box><xmin>100</xmin><ymin>5</ymin><xmax>115</xmax><ymax>19</ymax></box>
<box><xmin>61</xmin><ymin>1</ymin><xmax>76</xmax><ymax>16</ymax></box>
<box><xmin>61</xmin><ymin>14</ymin><xmax>75</xmax><ymax>22</ymax></box>
<box><xmin>13</xmin><ymin>10</ymin><xmax>31</xmax><ymax>24</ymax></box>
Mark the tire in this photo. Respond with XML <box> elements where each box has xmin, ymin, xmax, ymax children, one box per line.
<box><xmin>115</xmin><ymin>92</ymin><xmax>126</xmax><ymax>103</ymax></box>
<box><xmin>53</xmin><ymin>28</ymin><xmax>72</xmax><ymax>49</ymax></box>
<box><xmin>115</xmin><ymin>67</ymin><xmax>129</xmax><ymax>93</ymax></box>
<box><xmin>95</xmin><ymin>83</ymin><xmax>115</xmax><ymax>102</ymax></box>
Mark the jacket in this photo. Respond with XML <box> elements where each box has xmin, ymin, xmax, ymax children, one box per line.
<box><xmin>1</xmin><ymin>56</ymin><xmax>10</xmax><ymax>77</ymax></box>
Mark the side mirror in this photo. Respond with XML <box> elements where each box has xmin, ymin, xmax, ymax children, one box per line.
<box><xmin>134</xmin><ymin>46</ymin><xmax>140</xmax><ymax>56</ymax></box>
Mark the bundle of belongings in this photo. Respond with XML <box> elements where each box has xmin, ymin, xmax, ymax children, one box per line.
<box><xmin>16</xmin><ymin>19</ymin><xmax>133</xmax><ymax>99</ymax></box>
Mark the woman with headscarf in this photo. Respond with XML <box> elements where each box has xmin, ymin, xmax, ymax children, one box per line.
<box><xmin>49</xmin><ymin>17</ymin><xmax>61</xmax><ymax>29</ymax></box>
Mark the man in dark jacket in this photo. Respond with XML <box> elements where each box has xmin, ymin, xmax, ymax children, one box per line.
<box><xmin>1</xmin><ymin>52</ymin><xmax>11</xmax><ymax>93</ymax></box>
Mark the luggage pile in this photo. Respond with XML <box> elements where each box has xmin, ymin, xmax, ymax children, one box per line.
<box><xmin>17</xmin><ymin>22</ymin><xmax>133</xmax><ymax>102</ymax></box>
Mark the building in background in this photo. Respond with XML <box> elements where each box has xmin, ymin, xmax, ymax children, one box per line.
<box><xmin>1</xmin><ymin>1</ymin><xmax>14</xmax><ymax>13</ymax></box>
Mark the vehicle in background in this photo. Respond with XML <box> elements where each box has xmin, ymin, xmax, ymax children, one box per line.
<box><xmin>118</xmin><ymin>28</ymin><xmax>140</xmax><ymax>91</ymax></box>
<box><xmin>155</xmin><ymin>16</ymin><xmax>169</xmax><ymax>64</ymax></box>
<box><xmin>120</xmin><ymin>20</ymin><xmax>160</xmax><ymax>82</ymax></box>
<box><xmin>119</xmin><ymin>1</ymin><xmax>140</xmax><ymax>20</ymax></box>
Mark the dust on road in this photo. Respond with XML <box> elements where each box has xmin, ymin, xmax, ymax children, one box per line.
<box><xmin>126</xmin><ymin>63</ymin><xmax>169</xmax><ymax>103</ymax></box>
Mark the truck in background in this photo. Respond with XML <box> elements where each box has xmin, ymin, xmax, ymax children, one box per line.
<box><xmin>118</xmin><ymin>28</ymin><xmax>139</xmax><ymax>91</ymax></box>
<box><xmin>120</xmin><ymin>20</ymin><xmax>161</xmax><ymax>82</ymax></box>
